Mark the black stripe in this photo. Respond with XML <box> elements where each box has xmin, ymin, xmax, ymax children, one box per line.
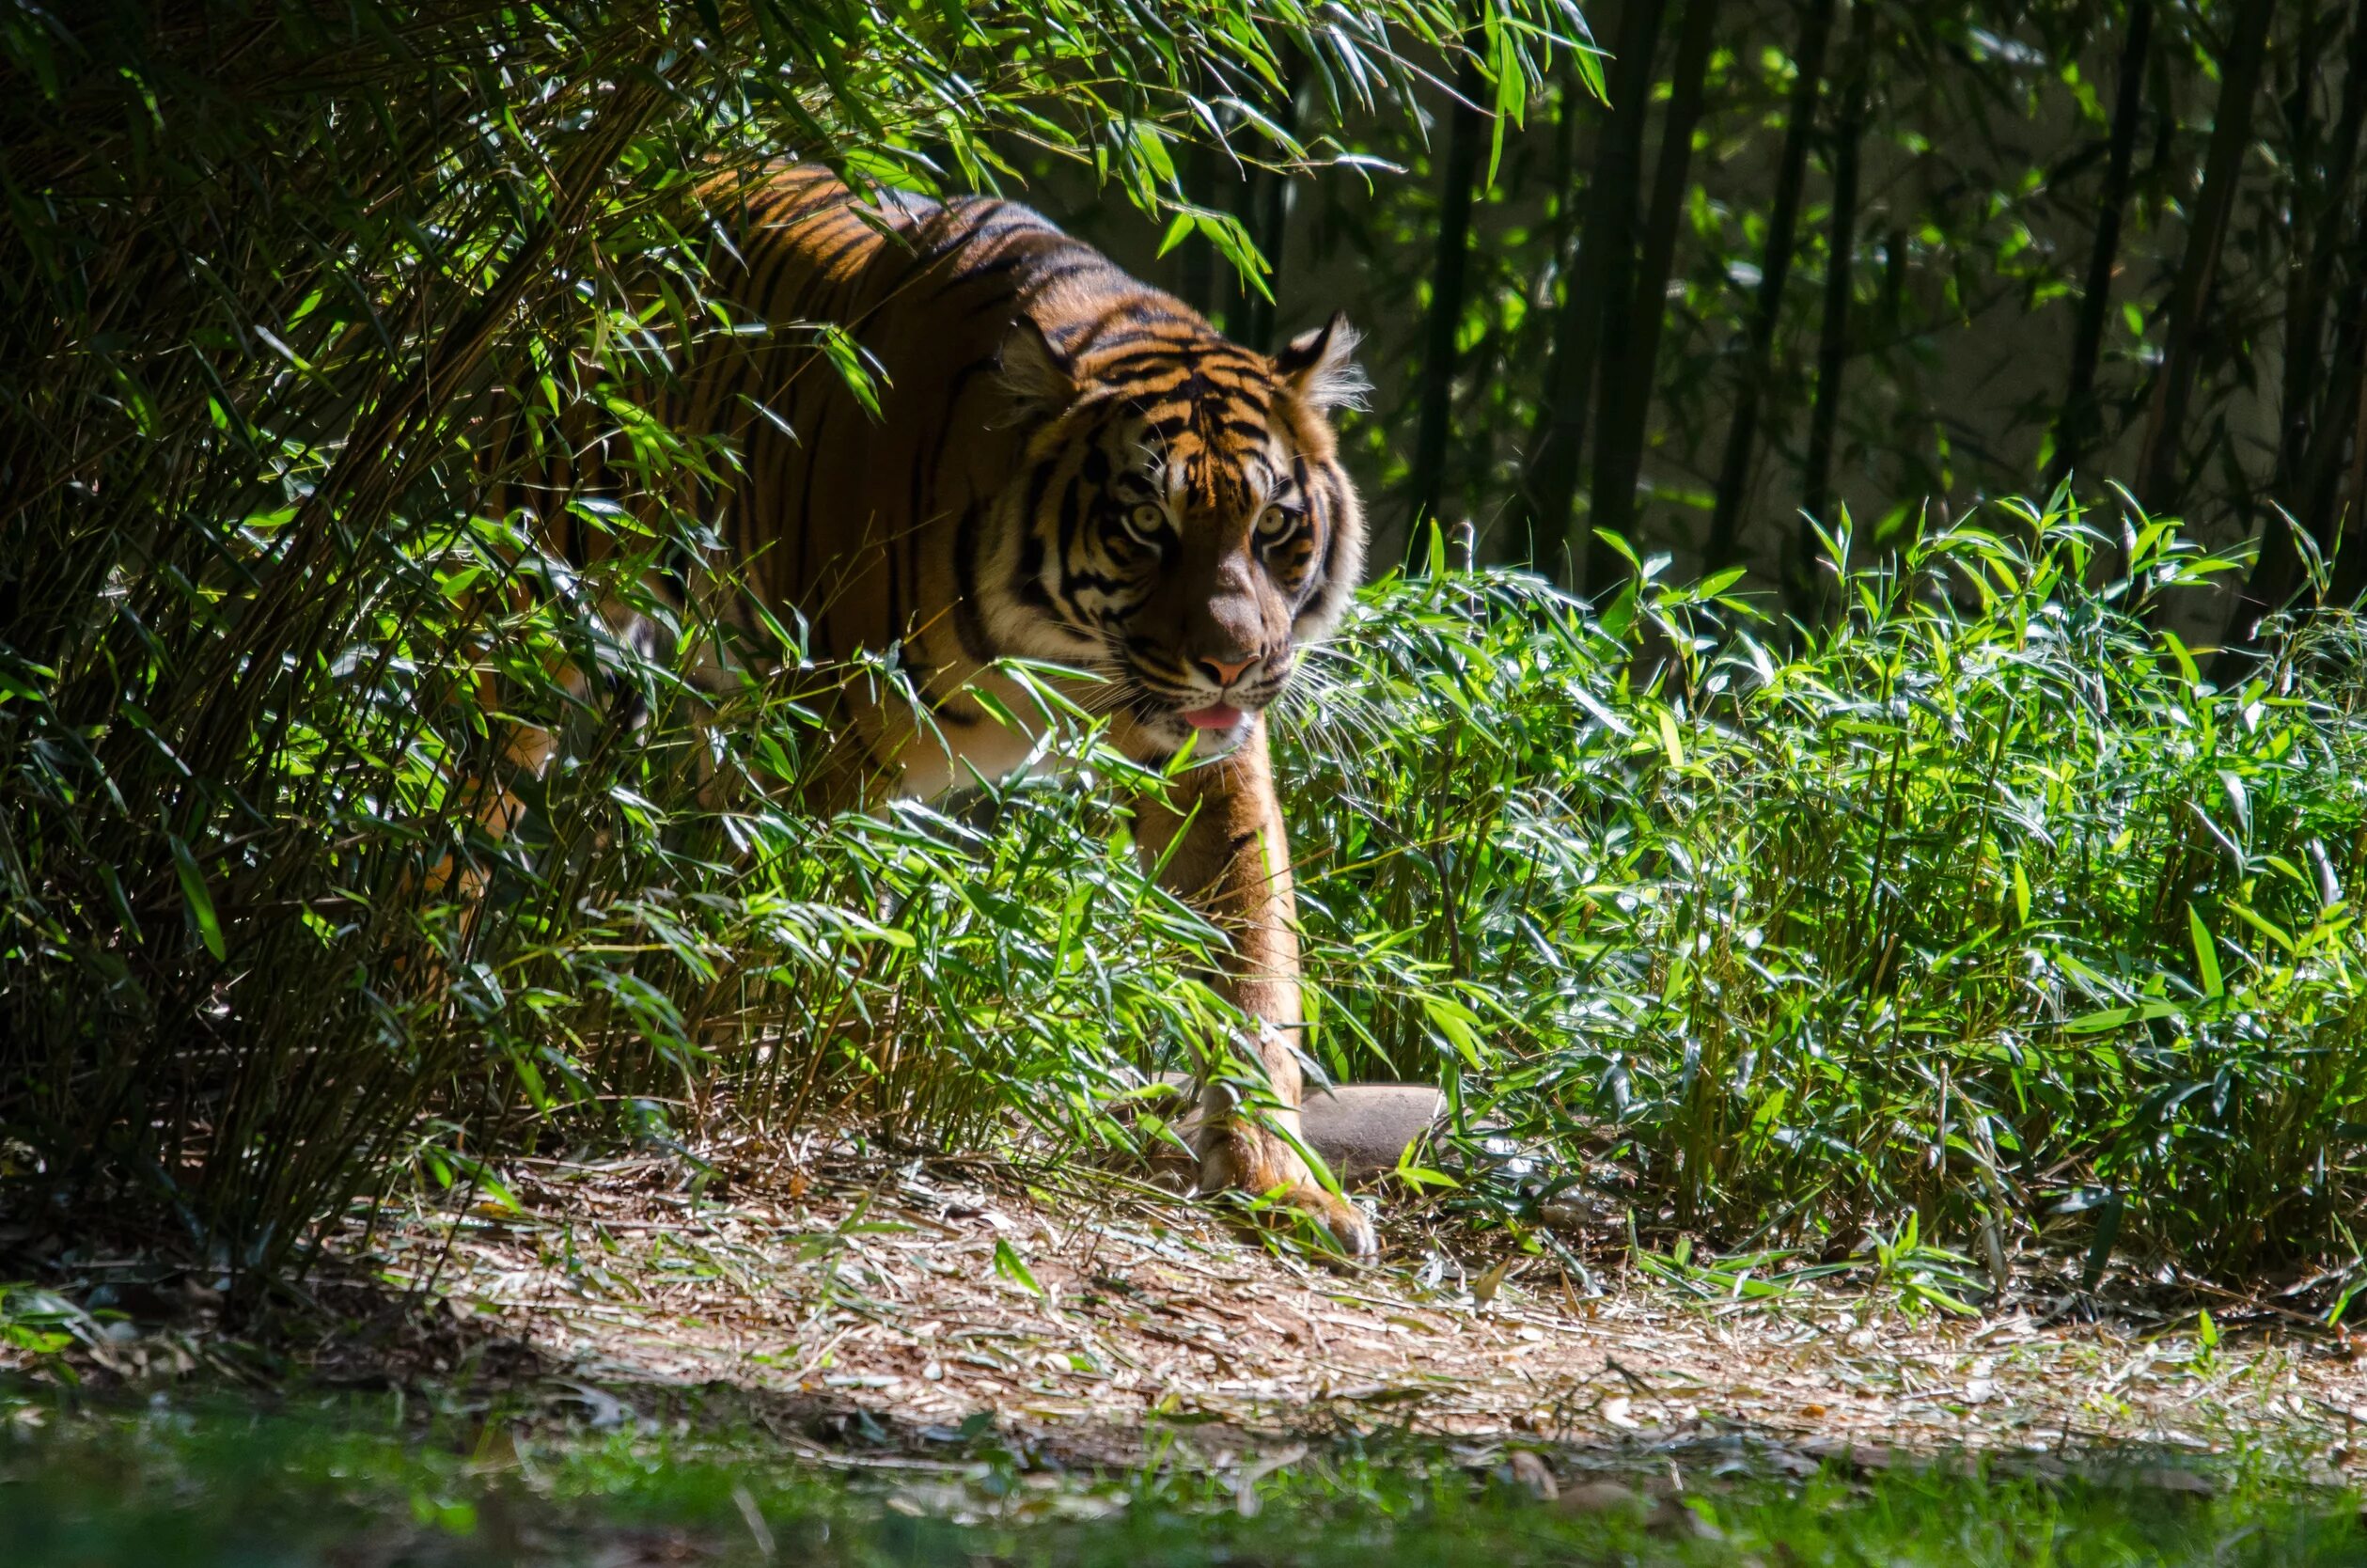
<box><xmin>808</xmin><ymin>221</ymin><xmax>880</xmax><ymax>279</ymax></box>
<box><xmin>1018</xmin><ymin>258</ymin><xmax>1106</xmax><ymax>297</ymax></box>
<box><xmin>1089</xmin><ymin>344</ymin><xmax>1194</xmax><ymax>380</ymax></box>
<box><xmin>1055</xmin><ymin>475</ymin><xmax>1085</xmax><ymax>579</ymax></box>
<box><xmin>1012</xmin><ymin>540</ymin><xmax>1060</xmax><ymax>616</ymax></box>
<box><xmin>1046</xmin><ymin>290</ymin><xmax>1170</xmax><ymax>350</ymax></box>
<box><xmin>1309</xmin><ymin>483</ymin><xmax>1340</xmax><ymax>597</ymax></box>
<box><xmin>740</xmin><ymin>235</ymin><xmax>805</xmax><ymax>326</ymax></box>
<box><xmin>1071</xmin><ymin>327</ymin><xmax>1182</xmax><ymax>359</ymax></box>
<box><xmin>942</xmin><ymin>247</ymin><xmax>1034</xmax><ymax>291</ymax></box>
<box><xmin>1016</xmin><ymin>455</ymin><xmax>1058</xmax><ymax>580</ymax></box>
<box><xmin>1074</xmin><ymin>298</ymin><xmax>1193</xmax><ymax>345</ymax></box>
<box><xmin>1194</xmin><ymin>352</ymin><xmax>1269</xmax><ymax>379</ymax></box>
<box><xmin>1063</xmin><ymin>564</ymin><xmax>1132</xmax><ymax>594</ymax></box>
<box><xmin>793</xmin><ymin>386</ymin><xmax>833</xmax><ymax>608</ymax></box>
<box><xmin>940</xmin><ymin>208</ymin><xmax>1034</xmax><ymax>254</ymax></box>
<box><xmin>919</xmin><ymin>209</ymin><xmax>1016</xmax><ymax>273</ymax></box>
<box><xmin>929</xmin><ymin>694</ymin><xmax>985</xmax><ymax>727</ymax></box>
<box><xmin>951</xmin><ymin>501</ymin><xmax>996</xmax><ymax>665</ymax></box>
<box><xmin>771</xmin><ymin>183</ymin><xmax>853</xmax><ymax>230</ymax></box>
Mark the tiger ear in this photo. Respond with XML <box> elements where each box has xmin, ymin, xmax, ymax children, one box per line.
<box><xmin>998</xmin><ymin>315</ymin><xmax>1080</xmax><ymax>419</ymax></box>
<box><xmin>1273</xmin><ymin>311</ymin><xmax>1369</xmax><ymax>414</ymax></box>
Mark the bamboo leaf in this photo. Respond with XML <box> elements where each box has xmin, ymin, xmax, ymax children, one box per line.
<box><xmin>2187</xmin><ymin>903</ymin><xmax>2222</xmax><ymax>999</ymax></box>
<box><xmin>993</xmin><ymin>1238</ymin><xmax>1043</xmax><ymax>1296</ymax></box>
<box><xmin>169</xmin><ymin>835</ymin><xmax>226</xmax><ymax>962</ymax></box>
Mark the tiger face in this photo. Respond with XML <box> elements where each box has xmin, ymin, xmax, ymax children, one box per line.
<box><xmin>986</xmin><ymin>310</ymin><xmax>1368</xmax><ymax>761</ymax></box>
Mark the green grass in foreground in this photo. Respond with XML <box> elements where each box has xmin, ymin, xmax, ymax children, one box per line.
<box><xmin>5</xmin><ymin>1390</ymin><xmax>2365</xmax><ymax>1567</ymax></box>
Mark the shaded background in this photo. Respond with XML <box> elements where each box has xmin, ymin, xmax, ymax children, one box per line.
<box><xmin>1022</xmin><ymin>0</ymin><xmax>2330</xmax><ymax>651</ymax></box>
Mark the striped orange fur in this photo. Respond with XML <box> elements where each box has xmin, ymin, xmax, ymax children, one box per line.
<box><xmin>479</xmin><ymin>166</ymin><xmax>1375</xmax><ymax>1252</ymax></box>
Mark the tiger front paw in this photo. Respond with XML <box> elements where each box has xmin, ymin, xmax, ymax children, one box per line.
<box><xmin>1201</xmin><ymin>1122</ymin><xmax>1378</xmax><ymax>1259</ymax></box>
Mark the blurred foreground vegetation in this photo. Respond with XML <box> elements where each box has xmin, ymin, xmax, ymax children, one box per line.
<box><xmin>6</xmin><ymin>1389</ymin><xmax>2365</xmax><ymax>1567</ymax></box>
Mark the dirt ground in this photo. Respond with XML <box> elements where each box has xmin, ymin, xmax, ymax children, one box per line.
<box><xmin>102</xmin><ymin>1130</ymin><xmax>2343</xmax><ymax>1485</ymax></box>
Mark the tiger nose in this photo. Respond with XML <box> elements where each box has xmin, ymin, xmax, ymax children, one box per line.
<box><xmin>1198</xmin><ymin>653</ymin><xmax>1259</xmax><ymax>688</ymax></box>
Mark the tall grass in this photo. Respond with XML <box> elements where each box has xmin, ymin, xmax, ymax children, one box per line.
<box><xmin>1287</xmin><ymin>502</ymin><xmax>2367</xmax><ymax>1278</ymax></box>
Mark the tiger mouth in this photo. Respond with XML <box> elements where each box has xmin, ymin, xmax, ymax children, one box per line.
<box><xmin>1126</xmin><ymin>688</ymin><xmax>1266</xmax><ymax>740</ymax></box>
<box><xmin>1115</xmin><ymin>655</ymin><xmax>1292</xmax><ymax>742</ymax></box>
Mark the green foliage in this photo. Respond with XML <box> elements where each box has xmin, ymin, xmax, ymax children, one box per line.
<box><xmin>7</xmin><ymin>0</ymin><xmax>2362</xmax><ymax>1299</ymax></box>
<box><xmin>1129</xmin><ymin>0</ymin><xmax>2346</xmax><ymax>632</ymax></box>
<box><xmin>0</xmin><ymin>0</ymin><xmax>1573</xmax><ymax>1278</ymax></box>
<box><xmin>4</xmin><ymin>1391</ymin><xmax>2361</xmax><ymax>1566</ymax></box>
<box><xmin>1282</xmin><ymin>498</ymin><xmax>2367</xmax><ymax>1274</ymax></box>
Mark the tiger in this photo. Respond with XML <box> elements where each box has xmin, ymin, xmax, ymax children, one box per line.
<box><xmin>470</xmin><ymin>165</ymin><xmax>1375</xmax><ymax>1255</ymax></box>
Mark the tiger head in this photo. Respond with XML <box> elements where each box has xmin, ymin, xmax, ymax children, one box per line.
<box><xmin>989</xmin><ymin>309</ymin><xmax>1368</xmax><ymax>761</ymax></box>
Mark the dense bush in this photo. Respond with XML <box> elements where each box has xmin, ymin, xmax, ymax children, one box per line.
<box><xmin>0</xmin><ymin>0</ymin><xmax>1554</xmax><ymax>1279</ymax></box>
<box><xmin>1287</xmin><ymin>501</ymin><xmax>2367</xmax><ymax>1277</ymax></box>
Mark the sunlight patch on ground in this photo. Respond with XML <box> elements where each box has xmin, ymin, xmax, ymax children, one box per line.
<box><xmin>144</xmin><ymin>1137</ymin><xmax>2362</xmax><ymax>1481</ymax></box>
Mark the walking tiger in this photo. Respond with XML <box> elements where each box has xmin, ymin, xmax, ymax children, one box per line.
<box><xmin>468</xmin><ymin>165</ymin><xmax>1375</xmax><ymax>1254</ymax></box>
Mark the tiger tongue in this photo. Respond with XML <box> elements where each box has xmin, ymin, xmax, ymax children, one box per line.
<box><xmin>1184</xmin><ymin>704</ymin><xmax>1246</xmax><ymax>730</ymax></box>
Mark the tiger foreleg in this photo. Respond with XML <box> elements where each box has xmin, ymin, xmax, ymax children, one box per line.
<box><xmin>409</xmin><ymin>629</ymin><xmax>610</xmax><ymax>977</ymax></box>
<box><xmin>1134</xmin><ymin>718</ymin><xmax>1377</xmax><ymax>1258</ymax></box>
